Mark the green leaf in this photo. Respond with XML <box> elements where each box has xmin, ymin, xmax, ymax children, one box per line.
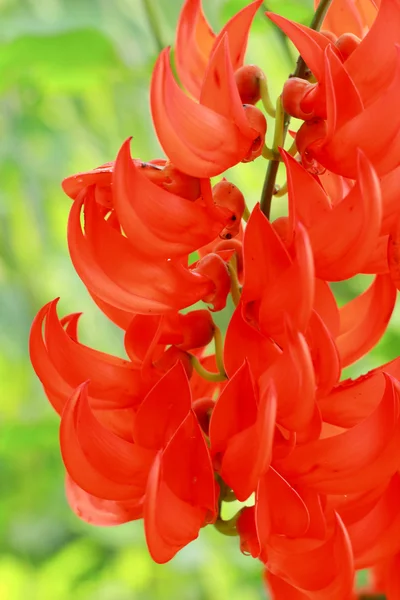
<box><xmin>0</xmin><ymin>29</ymin><xmax>127</xmax><ymax>92</ymax></box>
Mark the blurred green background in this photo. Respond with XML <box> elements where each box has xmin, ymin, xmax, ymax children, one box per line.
<box><xmin>1</xmin><ymin>0</ymin><xmax>399</xmax><ymax>598</ymax></box>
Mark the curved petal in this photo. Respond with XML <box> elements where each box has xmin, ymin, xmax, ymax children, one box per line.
<box><xmin>266</xmin><ymin>12</ymin><xmax>333</xmax><ymax>81</ymax></box>
<box><xmin>305</xmin><ymin>310</ymin><xmax>340</xmax><ymax>399</ymax></box>
<box><xmin>348</xmin><ymin>474</ymin><xmax>400</xmax><ymax>568</ymax></box>
<box><xmin>313</xmin><ymin>151</ymin><xmax>381</xmax><ymax>280</ymax></box>
<box><xmin>259</xmin><ymin>221</ymin><xmax>315</xmax><ymax>340</ymax></box>
<box><xmin>315</xmin><ymin>47</ymin><xmax>400</xmax><ymax>177</ymax></box>
<box><xmin>44</xmin><ymin>298</ymin><xmax>142</xmax><ymax>406</ymax></box>
<box><xmin>60</xmin><ymin>384</ymin><xmax>153</xmax><ymax>501</ymax></box>
<box><xmin>144</xmin><ymin>411</ymin><xmax>216</xmax><ymax>563</ymax></box>
<box><xmin>210</xmin><ymin>362</ymin><xmax>277</xmax><ymax>501</ymax></box>
<box><xmin>113</xmin><ymin>139</ymin><xmax>229</xmax><ymax>259</ymax></box>
<box><xmin>256</xmin><ymin>467</ymin><xmax>310</xmax><ymax>542</ymax></box>
<box><xmin>260</xmin><ymin>323</ymin><xmax>316</xmax><ymax>432</ymax></box>
<box><xmin>29</xmin><ymin>302</ymin><xmax>74</xmax><ymax>414</ymax></box>
<box><xmin>150</xmin><ymin>47</ymin><xmax>254</xmax><ymax>178</ymax></box>
<box><xmin>276</xmin><ymin>374</ymin><xmax>400</xmax><ymax>494</ymax></box>
<box><xmin>224</xmin><ymin>302</ymin><xmax>281</xmax><ymax>379</ymax></box>
<box><xmin>319</xmin><ymin>354</ymin><xmax>400</xmax><ymax>428</ymax></box>
<box><xmin>346</xmin><ymin>0</ymin><xmax>400</xmax><ymax>104</ymax></box>
<box><xmin>213</xmin><ymin>0</ymin><xmax>263</xmax><ymax>72</ymax></box>
<box><xmin>133</xmin><ymin>362</ymin><xmax>191</xmax><ymax>450</ymax></box>
<box><xmin>175</xmin><ymin>0</ymin><xmax>215</xmax><ymax>98</ymax></box>
<box><xmin>265</xmin><ymin>513</ymin><xmax>354</xmax><ymax>599</ymax></box>
<box><xmin>388</xmin><ymin>215</ymin><xmax>400</xmax><ymax>289</ymax></box>
<box><xmin>68</xmin><ymin>190</ymin><xmax>213</xmax><ymax>314</ymax></box>
<box><xmin>65</xmin><ymin>473</ymin><xmax>143</xmax><ymax>525</ymax></box>
<box><xmin>316</xmin><ymin>0</ymin><xmax>375</xmax><ymax>37</ymax></box>
<box><xmin>336</xmin><ymin>274</ymin><xmax>396</xmax><ymax>367</ymax></box>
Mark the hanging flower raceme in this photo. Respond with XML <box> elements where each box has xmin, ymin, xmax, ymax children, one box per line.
<box><xmin>29</xmin><ymin>0</ymin><xmax>400</xmax><ymax>596</ymax></box>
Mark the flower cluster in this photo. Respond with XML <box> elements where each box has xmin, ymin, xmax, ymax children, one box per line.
<box><xmin>30</xmin><ymin>0</ymin><xmax>400</xmax><ymax>598</ymax></box>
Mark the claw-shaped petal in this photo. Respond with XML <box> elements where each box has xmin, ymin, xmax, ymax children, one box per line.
<box><xmin>144</xmin><ymin>411</ymin><xmax>216</xmax><ymax>563</ymax></box>
<box><xmin>283</xmin><ymin>148</ymin><xmax>382</xmax><ymax>281</ymax></box>
<box><xmin>209</xmin><ymin>361</ymin><xmax>277</xmax><ymax>501</ymax></box>
<box><xmin>336</xmin><ymin>274</ymin><xmax>396</xmax><ymax>367</ymax></box>
<box><xmin>151</xmin><ymin>39</ymin><xmax>263</xmax><ymax>178</ymax></box>
<box><xmin>113</xmin><ymin>138</ymin><xmax>230</xmax><ymax>259</ymax></box>
<box><xmin>175</xmin><ymin>0</ymin><xmax>262</xmax><ymax>98</ymax></box>
<box><xmin>68</xmin><ymin>190</ymin><xmax>214</xmax><ymax>314</ymax></box>
<box><xmin>277</xmin><ymin>374</ymin><xmax>400</xmax><ymax>494</ymax></box>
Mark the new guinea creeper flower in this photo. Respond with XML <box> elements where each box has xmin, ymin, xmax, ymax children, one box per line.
<box><xmin>151</xmin><ymin>34</ymin><xmax>267</xmax><ymax>178</ymax></box>
<box><xmin>29</xmin><ymin>0</ymin><xmax>400</xmax><ymax>595</ymax></box>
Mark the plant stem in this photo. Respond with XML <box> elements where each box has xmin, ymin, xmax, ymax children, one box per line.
<box><xmin>190</xmin><ymin>355</ymin><xmax>227</xmax><ymax>382</ymax></box>
<box><xmin>259</xmin><ymin>0</ymin><xmax>333</xmax><ymax>218</ymax></box>
<box><xmin>142</xmin><ymin>0</ymin><xmax>164</xmax><ymax>53</ymax></box>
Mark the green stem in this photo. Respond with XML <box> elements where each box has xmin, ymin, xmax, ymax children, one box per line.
<box><xmin>259</xmin><ymin>0</ymin><xmax>333</xmax><ymax>218</ymax></box>
<box><xmin>190</xmin><ymin>355</ymin><xmax>227</xmax><ymax>382</ymax></box>
<box><xmin>214</xmin><ymin>512</ymin><xmax>240</xmax><ymax>536</ymax></box>
<box><xmin>142</xmin><ymin>0</ymin><xmax>164</xmax><ymax>53</ymax></box>
<box><xmin>213</xmin><ymin>326</ymin><xmax>226</xmax><ymax>377</ymax></box>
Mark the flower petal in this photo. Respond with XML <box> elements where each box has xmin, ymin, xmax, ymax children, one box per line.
<box><xmin>336</xmin><ymin>274</ymin><xmax>396</xmax><ymax>367</ymax></box>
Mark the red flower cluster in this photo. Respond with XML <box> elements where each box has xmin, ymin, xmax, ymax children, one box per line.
<box><xmin>29</xmin><ymin>0</ymin><xmax>400</xmax><ymax>597</ymax></box>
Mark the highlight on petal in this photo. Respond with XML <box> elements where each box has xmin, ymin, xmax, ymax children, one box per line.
<box><xmin>336</xmin><ymin>274</ymin><xmax>396</xmax><ymax>368</ymax></box>
<box><xmin>144</xmin><ymin>411</ymin><xmax>216</xmax><ymax>563</ymax></box>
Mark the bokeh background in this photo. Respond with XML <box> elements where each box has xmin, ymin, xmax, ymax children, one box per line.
<box><xmin>1</xmin><ymin>0</ymin><xmax>399</xmax><ymax>598</ymax></box>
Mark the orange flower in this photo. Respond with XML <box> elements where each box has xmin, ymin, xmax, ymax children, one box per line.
<box><xmin>151</xmin><ymin>35</ymin><xmax>266</xmax><ymax>178</ymax></box>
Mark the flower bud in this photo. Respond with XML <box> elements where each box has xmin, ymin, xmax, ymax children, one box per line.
<box><xmin>320</xmin><ymin>29</ymin><xmax>337</xmax><ymax>44</ymax></box>
<box><xmin>234</xmin><ymin>64</ymin><xmax>264</xmax><ymax>105</ymax></box>
<box><xmin>282</xmin><ymin>78</ymin><xmax>314</xmax><ymax>120</ymax></box>
<box><xmin>242</xmin><ymin>105</ymin><xmax>267</xmax><ymax>162</ymax></box>
<box><xmin>213</xmin><ymin>179</ymin><xmax>245</xmax><ymax>238</ymax></box>
<box><xmin>139</xmin><ymin>160</ymin><xmax>201</xmax><ymax>200</ymax></box>
<box><xmin>335</xmin><ymin>32</ymin><xmax>361</xmax><ymax>62</ymax></box>
<box><xmin>194</xmin><ymin>253</ymin><xmax>231</xmax><ymax>312</ymax></box>
<box><xmin>177</xmin><ymin>310</ymin><xmax>215</xmax><ymax>350</ymax></box>
<box><xmin>296</xmin><ymin>119</ymin><xmax>327</xmax><ymax>175</ymax></box>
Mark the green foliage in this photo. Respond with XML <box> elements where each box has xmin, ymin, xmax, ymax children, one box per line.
<box><xmin>0</xmin><ymin>0</ymin><xmax>397</xmax><ymax>598</ymax></box>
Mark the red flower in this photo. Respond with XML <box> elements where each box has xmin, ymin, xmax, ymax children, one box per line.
<box><xmin>151</xmin><ymin>35</ymin><xmax>266</xmax><ymax>178</ymax></box>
